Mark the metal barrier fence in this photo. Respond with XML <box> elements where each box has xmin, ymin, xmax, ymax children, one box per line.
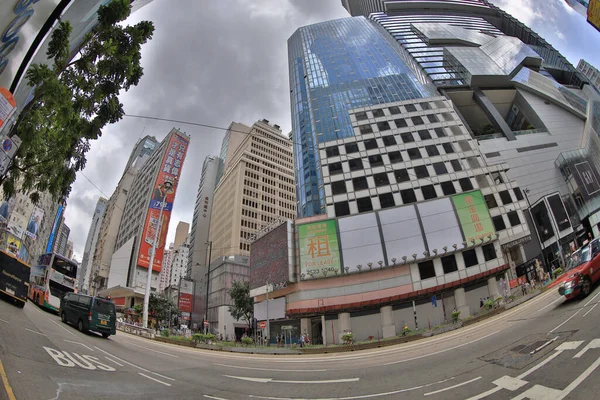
<box><xmin>117</xmin><ymin>321</ymin><xmax>155</xmax><ymax>339</ymax></box>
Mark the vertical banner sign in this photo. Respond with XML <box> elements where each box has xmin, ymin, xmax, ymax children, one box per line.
<box><xmin>452</xmin><ymin>190</ymin><xmax>496</xmax><ymax>243</ymax></box>
<box><xmin>137</xmin><ymin>131</ymin><xmax>189</xmax><ymax>272</ymax></box>
<box><xmin>298</xmin><ymin>220</ymin><xmax>341</xmax><ymax>279</ymax></box>
<box><xmin>0</xmin><ymin>87</ymin><xmax>16</xmax><ymax>129</ymax></box>
<box><xmin>178</xmin><ymin>279</ymin><xmax>193</xmax><ymax>314</ymax></box>
<box><xmin>25</xmin><ymin>206</ymin><xmax>44</xmax><ymax>239</ymax></box>
<box><xmin>46</xmin><ymin>205</ymin><xmax>63</xmax><ymax>253</ymax></box>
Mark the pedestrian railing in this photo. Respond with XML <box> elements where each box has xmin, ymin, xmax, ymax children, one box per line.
<box><xmin>117</xmin><ymin>321</ymin><xmax>155</xmax><ymax>339</ymax></box>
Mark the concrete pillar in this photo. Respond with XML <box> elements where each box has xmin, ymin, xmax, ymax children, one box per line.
<box><xmin>338</xmin><ymin>312</ymin><xmax>351</xmax><ymax>342</ymax></box>
<box><xmin>454</xmin><ymin>287</ymin><xmax>470</xmax><ymax>318</ymax></box>
<box><xmin>321</xmin><ymin>315</ymin><xmax>327</xmax><ymax>346</ymax></box>
<box><xmin>300</xmin><ymin>318</ymin><xmax>310</xmax><ymax>336</ymax></box>
<box><xmin>488</xmin><ymin>277</ymin><xmax>500</xmax><ymax>300</ymax></box>
<box><xmin>380</xmin><ymin>305</ymin><xmax>396</xmax><ymax>338</ymax></box>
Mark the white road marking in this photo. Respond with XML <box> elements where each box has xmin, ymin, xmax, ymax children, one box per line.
<box><xmin>517</xmin><ymin>350</ymin><xmax>563</xmax><ymax>379</ymax></box>
<box><xmin>539</xmin><ymin>296</ymin><xmax>564</xmax><ymax>312</ymax></box>
<box><xmin>138</xmin><ymin>372</ymin><xmax>171</xmax><ymax>386</ymax></box>
<box><xmin>511</xmin><ymin>384</ymin><xmax>562</xmax><ymax>399</ymax></box>
<box><xmin>94</xmin><ymin>346</ymin><xmax>175</xmax><ymax>381</ymax></box>
<box><xmin>573</xmin><ymin>338</ymin><xmax>600</xmax><ymax>359</ymax></box>
<box><xmin>50</xmin><ymin>319</ymin><xmax>78</xmax><ymax>337</ymax></box>
<box><xmin>0</xmin><ymin>318</ymin><xmax>9</xmax><ymax>324</ymax></box>
<box><xmin>492</xmin><ymin>376</ymin><xmax>528</xmax><ymax>391</ymax></box>
<box><xmin>383</xmin><ymin>330</ymin><xmax>500</xmax><ymax>366</ymax></box>
<box><xmin>548</xmin><ymin>308</ymin><xmax>583</xmax><ymax>333</ymax></box>
<box><xmin>25</xmin><ymin>328</ymin><xmax>47</xmax><ymax>336</ymax></box>
<box><xmin>424</xmin><ymin>376</ymin><xmax>481</xmax><ymax>396</ymax></box>
<box><xmin>204</xmin><ymin>396</ymin><xmax>230</xmax><ymax>400</ymax></box>
<box><xmin>465</xmin><ymin>387</ymin><xmax>501</xmax><ymax>400</ymax></box>
<box><xmin>123</xmin><ymin>340</ymin><xmax>179</xmax><ymax>358</ymax></box>
<box><xmin>530</xmin><ymin>336</ymin><xmax>559</xmax><ymax>355</ymax></box>
<box><xmin>582</xmin><ymin>302</ymin><xmax>599</xmax><ymax>317</ymax></box>
<box><xmin>215</xmin><ymin>363</ymin><xmax>327</xmax><ymax>372</ymax></box>
<box><xmin>224</xmin><ymin>375</ymin><xmax>359</xmax><ymax>384</ymax></box>
<box><xmin>555</xmin><ymin>341</ymin><xmax>584</xmax><ymax>351</ymax></box>
<box><xmin>557</xmin><ymin>355</ymin><xmax>600</xmax><ymax>399</ymax></box>
<box><xmin>63</xmin><ymin>339</ymin><xmax>94</xmax><ymax>352</ymax></box>
<box><xmin>104</xmin><ymin>357</ymin><xmax>124</xmax><ymax>367</ymax></box>
<box><xmin>152</xmin><ymin>371</ymin><xmax>176</xmax><ymax>381</ymax></box>
<box><xmin>247</xmin><ymin>377</ymin><xmax>456</xmax><ymax>400</ymax></box>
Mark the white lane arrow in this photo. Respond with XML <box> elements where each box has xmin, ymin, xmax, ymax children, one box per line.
<box><xmin>224</xmin><ymin>375</ymin><xmax>359</xmax><ymax>384</ymax></box>
<box><xmin>573</xmin><ymin>338</ymin><xmax>600</xmax><ymax>359</ymax></box>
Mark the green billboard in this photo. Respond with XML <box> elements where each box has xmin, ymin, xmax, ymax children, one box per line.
<box><xmin>298</xmin><ymin>219</ymin><xmax>341</xmax><ymax>279</ymax></box>
<box><xmin>452</xmin><ymin>190</ymin><xmax>496</xmax><ymax>243</ymax></box>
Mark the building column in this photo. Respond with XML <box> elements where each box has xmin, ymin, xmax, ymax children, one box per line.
<box><xmin>454</xmin><ymin>287</ymin><xmax>470</xmax><ymax>318</ymax></box>
<box><xmin>488</xmin><ymin>277</ymin><xmax>500</xmax><ymax>300</ymax></box>
<box><xmin>380</xmin><ymin>305</ymin><xmax>395</xmax><ymax>338</ymax></box>
<box><xmin>321</xmin><ymin>315</ymin><xmax>327</xmax><ymax>346</ymax></box>
<box><xmin>338</xmin><ymin>312</ymin><xmax>351</xmax><ymax>342</ymax></box>
<box><xmin>300</xmin><ymin>318</ymin><xmax>310</xmax><ymax>336</ymax></box>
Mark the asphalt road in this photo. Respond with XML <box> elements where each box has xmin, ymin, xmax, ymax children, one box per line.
<box><xmin>1</xmin><ymin>285</ymin><xmax>600</xmax><ymax>400</ymax></box>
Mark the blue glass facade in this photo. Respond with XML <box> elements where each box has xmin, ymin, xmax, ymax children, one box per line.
<box><xmin>288</xmin><ymin>16</ymin><xmax>436</xmax><ymax>218</ymax></box>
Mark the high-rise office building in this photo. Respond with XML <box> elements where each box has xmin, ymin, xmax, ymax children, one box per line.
<box><xmin>170</xmin><ymin>236</ymin><xmax>190</xmax><ymax>289</ymax></box>
<box><xmin>159</xmin><ymin>243</ymin><xmax>175</xmax><ymax>292</ymax></box>
<box><xmin>209</xmin><ymin>119</ymin><xmax>295</xmax><ymax>261</ymax></box>
<box><xmin>578</xmin><ymin>59</ymin><xmax>600</xmax><ymax>91</ymax></box>
<box><xmin>216</xmin><ymin>122</ymin><xmax>251</xmax><ymax>185</ymax></box>
<box><xmin>54</xmin><ymin>219</ymin><xmax>70</xmax><ymax>256</ymax></box>
<box><xmin>173</xmin><ymin>221</ymin><xmax>190</xmax><ymax>250</ymax></box>
<box><xmin>78</xmin><ymin>197</ymin><xmax>108</xmax><ymax>293</ymax></box>
<box><xmin>65</xmin><ymin>240</ymin><xmax>74</xmax><ymax>260</ymax></box>
<box><xmin>188</xmin><ymin>155</ymin><xmax>222</xmax><ymax>326</ymax></box>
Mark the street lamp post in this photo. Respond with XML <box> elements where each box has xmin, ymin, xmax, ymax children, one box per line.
<box><xmin>204</xmin><ymin>241</ymin><xmax>212</xmax><ymax>334</ymax></box>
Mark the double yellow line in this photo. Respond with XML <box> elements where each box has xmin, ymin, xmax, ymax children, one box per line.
<box><xmin>0</xmin><ymin>357</ymin><xmax>16</xmax><ymax>400</ymax></box>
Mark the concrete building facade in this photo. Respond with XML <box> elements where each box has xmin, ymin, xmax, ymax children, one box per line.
<box><xmin>173</xmin><ymin>221</ymin><xmax>189</xmax><ymax>250</ymax></box>
<box><xmin>159</xmin><ymin>243</ymin><xmax>175</xmax><ymax>293</ymax></box>
<box><xmin>54</xmin><ymin>218</ymin><xmax>70</xmax><ymax>257</ymax></box>
<box><xmin>578</xmin><ymin>59</ymin><xmax>600</xmax><ymax>91</ymax></box>
<box><xmin>78</xmin><ymin>197</ymin><xmax>108</xmax><ymax>294</ymax></box>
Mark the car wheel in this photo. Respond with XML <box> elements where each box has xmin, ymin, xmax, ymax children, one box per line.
<box><xmin>582</xmin><ymin>276</ymin><xmax>592</xmax><ymax>297</ymax></box>
<box><xmin>61</xmin><ymin>312</ymin><xmax>67</xmax><ymax>323</ymax></box>
<box><xmin>78</xmin><ymin>319</ymin><xmax>86</xmax><ymax>333</ymax></box>
<box><xmin>102</xmin><ymin>333</ymin><xmax>110</xmax><ymax>339</ymax></box>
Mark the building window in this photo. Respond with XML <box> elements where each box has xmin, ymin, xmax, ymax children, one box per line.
<box><xmin>357</xmin><ymin>197</ymin><xmax>373</xmax><ymax>212</ymax></box>
<box><xmin>482</xmin><ymin>243</ymin><xmax>497</xmax><ymax>261</ymax></box>
<box><xmin>418</xmin><ymin>130</ymin><xmax>432</xmax><ymax>140</ymax></box>
<box><xmin>420</xmin><ymin>102</ymin><xmax>431</xmax><ymax>110</ymax></box>
<box><xmin>442</xmin><ymin>142</ymin><xmax>454</xmax><ymax>153</ymax></box>
<box><xmin>492</xmin><ymin>215</ymin><xmax>506</xmax><ymax>231</ymax></box>
<box><xmin>329</xmin><ymin>162</ymin><xmax>343</xmax><ymax>175</ymax></box>
<box><xmin>426</xmin><ymin>145</ymin><xmax>440</xmax><ymax>157</ymax></box>
<box><xmin>418</xmin><ymin>260</ymin><xmax>436</xmax><ymax>279</ymax></box>
<box><xmin>359</xmin><ymin>124</ymin><xmax>373</xmax><ymax>134</ymax></box>
<box><xmin>414</xmin><ymin>165</ymin><xmax>429</xmax><ymax>179</ymax></box>
<box><xmin>433</xmin><ymin>162</ymin><xmax>447</xmax><ymax>175</ymax></box>
<box><xmin>407</xmin><ymin>148</ymin><xmax>422</xmax><ymax>160</ymax></box>
<box><xmin>405</xmin><ymin>104</ymin><xmax>417</xmax><ymax>112</ymax></box>
<box><xmin>331</xmin><ymin>181</ymin><xmax>346</xmax><ymax>195</ymax></box>
<box><xmin>514</xmin><ymin>188</ymin><xmax>524</xmax><ymax>201</ymax></box>
<box><xmin>463</xmin><ymin>249</ymin><xmax>479</xmax><ymax>267</ymax></box>
<box><xmin>382</xmin><ymin>136</ymin><xmax>397</xmax><ymax>146</ymax></box>
<box><xmin>395</xmin><ymin>169</ymin><xmax>410</xmax><ymax>183</ymax></box>
<box><xmin>459</xmin><ymin>178</ymin><xmax>474</xmax><ymax>191</ymax></box>
<box><xmin>326</xmin><ymin>146</ymin><xmax>339</xmax><ymax>157</ymax></box>
<box><xmin>335</xmin><ymin>201</ymin><xmax>350</xmax><ymax>217</ymax></box>
<box><xmin>401</xmin><ymin>132</ymin><xmax>415</xmax><ymax>143</ymax></box>
<box><xmin>364</xmin><ymin>138</ymin><xmax>378</xmax><ymax>150</ymax></box>
<box><xmin>411</xmin><ymin>116</ymin><xmax>424</xmax><ymax>125</ymax></box>
<box><xmin>369</xmin><ymin>154</ymin><xmax>384</xmax><ymax>167</ymax></box>
<box><xmin>345</xmin><ymin>143</ymin><xmax>359</xmax><ymax>154</ymax></box>
<box><xmin>349</xmin><ymin>159</ymin><xmax>363</xmax><ymax>171</ymax></box>
<box><xmin>499</xmin><ymin>190</ymin><xmax>513</xmax><ymax>205</ymax></box>
<box><xmin>374</xmin><ymin>172</ymin><xmax>390</xmax><ymax>186</ymax></box>
<box><xmin>353</xmin><ymin>176</ymin><xmax>368</xmax><ymax>190</ymax></box>
<box><xmin>441</xmin><ymin>181</ymin><xmax>456</xmax><ymax>195</ymax></box>
<box><xmin>450</xmin><ymin>159</ymin><xmax>463</xmax><ymax>171</ymax></box>
<box><xmin>421</xmin><ymin>185</ymin><xmax>437</xmax><ymax>200</ymax></box>
<box><xmin>377</xmin><ymin>121</ymin><xmax>391</xmax><ymax>131</ymax></box>
<box><xmin>441</xmin><ymin>255</ymin><xmax>458</xmax><ymax>273</ymax></box>
<box><xmin>372</xmin><ymin>109</ymin><xmax>385</xmax><ymax>118</ymax></box>
<box><xmin>427</xmin><ymin>114</ymin><xmax>439</xmax><ymax>123</ymax></box>
<box><xmin>507</xmin><ymin>211</ymin><xmax>521</xmax><ymax>226</ymax></box>
<box><xmin>485</xmin><ymin>194</ymin><xmax>498</xmax><ymax>208</ymax></box>
<box><xmin>395</xmin><ymin>118</ymin><xmax>408</xmax><ymax>128</ymax></box>
<box><xmin>355</xmin><ymin>112</ymin><xmax>368</xmax><ymax>121</ymax></box>
<box><xmin>401</xmin><ymin>188</ymin><xmax>416</xmax><ymax>204</ymax></box>
<box><xmin>434</xmin><ymin>127</ymin><xmax>446</xmax><ymax>137</ymax></box>
<box><xmin>389</xmin><ymin>106</ymin><xmax>401</xmax><ymax>115</ymax></box>
<box><xmin>388</xmin><ymin>151</ymin><xmax>402</xmax><ymax>163</ymax></box>
<box><xmin>379</xmin><ymin>193</ymin><xmax>395</xmax><ymax>209</ymax></box>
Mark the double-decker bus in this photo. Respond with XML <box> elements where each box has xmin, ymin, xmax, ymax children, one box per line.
<box><xmin>29</xmin><ymin>253</ymin><xmax>77</xmax><ymax>312</ymax></box>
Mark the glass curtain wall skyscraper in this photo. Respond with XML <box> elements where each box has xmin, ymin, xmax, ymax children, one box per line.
<box><xmin>288</xmin><ymin>17</ymin><xmax>436</xmax><ymax>218</ymax></box>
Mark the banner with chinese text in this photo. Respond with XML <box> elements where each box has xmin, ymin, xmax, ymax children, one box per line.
<box><xmin>298</xmin><ymin>220</ymin><xmax>341</xmax><ymax>279</ymax></box>
<box><xmin>451</xmin><ymin>190</ymin><xmax>496</xmax><ymax>243</ymax></box>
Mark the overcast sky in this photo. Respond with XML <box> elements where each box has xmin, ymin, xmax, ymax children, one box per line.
<box><xmin>65</xmin><ymin>0</ymin><xmax>600</xmax><ymax>261</ymax></box>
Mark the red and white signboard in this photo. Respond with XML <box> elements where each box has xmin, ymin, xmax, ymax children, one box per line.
<box><xmin>0</xmin><ymin>87</ymin><xmax>16</xmax><ymax>129</ymax></box>
<box><xmin>178</xmin><ymin>279</ymin><xmax>193</xmax><ymax>313</ymax></box>
<box><xmin>259</xmin><ymin>321</ymin><xmax>266</xmax><ymax>329</ymax></box>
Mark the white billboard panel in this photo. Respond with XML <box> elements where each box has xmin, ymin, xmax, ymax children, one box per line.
<box><xmin>418</xmin><ymin>198</ymin><xmax>463</xmax><ymax>254</ymax></box>
<box><xmin>338</xmin><ymin>213</ymin><xmax>384</xmax><ymax>273</ymax></box>
<box><xmin>254</xmin><ymin>297</ymin><xmax>286</xmax><ymax>321</ymax></box>
<box><xmin>379</xmin><ymin>204</ymin><xmax>427</xmax><ymax>264</ymax></box>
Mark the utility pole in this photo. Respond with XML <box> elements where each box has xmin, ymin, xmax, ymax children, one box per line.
<box><xmin>266</xmin><ymin>281</ymin><xmax>270</xmax><ymax>346</ymax></box>
<box><xmin>204</xmin><ymin>241</ymin><xmax>212</xmax><ymax>334</ymax></box>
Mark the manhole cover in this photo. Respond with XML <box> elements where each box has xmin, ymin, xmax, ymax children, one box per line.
<box><xmin>480</xmin><ymin>331</ymin><xmax>576</xmax><ymax>369</ymax></box>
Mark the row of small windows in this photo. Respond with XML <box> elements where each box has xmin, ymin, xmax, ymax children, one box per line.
<box><xmin>417</xmin><ymin>244</ymin><xmax>497</xmax><ymax>280</ymax></box>
<box><xmin>328</xmin><ymin>154</ymin><xmax>464</xmax><ymax>177</ymax></box>
<box><xmin>484</xmin><ymin>188</ymin><xmax>524</xmax><ymax>209</ymax></box>
<box><xmin>354</xmin><ymin>101</ymin><xmax>445</xmax><ymax>122</ymax></box>
<box><xmin>356</xmin><ymin>113</ymin><xmax>451</xmax><ymax>134</ymax></box>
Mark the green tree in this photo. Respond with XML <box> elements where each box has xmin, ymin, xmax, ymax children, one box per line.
<box><xmin>0</xmin><ymin>0</ymin><xmax>154</xmax><ymax>203</ymax></box>
<box><xmin>149</xmin><ymin>293</ymin><xmax>176</xmax><ymax>323</ymax></box>
<box><xmin>228</xmin><ymin>281</ymin><xmax>254</xmax><ymax>330</ymax></box>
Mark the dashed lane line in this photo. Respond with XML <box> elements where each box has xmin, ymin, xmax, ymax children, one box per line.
<box><xmin>104</xmin><ymin>357</ymin><xmax>124</xmax><ymax>367</ymax></box>
<box><xmin>0</xmin><ymin>318</ymin><xmax>9</xmax><ymax>324</ymax></box>
<box><xmin>25</xmin><ymin>328</ymin><xmax>47</xmax><ymax>336</ymax></box>
<box><xmin>50</xmin><ymin>319</ymin><xmax>78</xmax><ymax>337</ymax></box>
<box><xmin>93</xmin><ymin>346</ymin><xmax>176</xmax><ymax>383</ymax></box>
<box><xmin>138</xmin><ymin>372</ymin><xmax>171</xmax><ymax>386</ymax></box>
<box><xmin>63</xmin><ymin>340</ymin><xmax>94</xmax><ymax>352</ymax></box>
<box><xmin>215</xmin><ymin>363</ymin><xmax>327</xmax><ymax>372</ymax></box>
<box><xmin>423</xmin><ymin>376</ymin><xmax>481</xmax><ymax>396</ymax></box>
<box><xmin>120</xmin><ymin>340</ymin><xmax>179</xmax><ymax>358</ymax></box>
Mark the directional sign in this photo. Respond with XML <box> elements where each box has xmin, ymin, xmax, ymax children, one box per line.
<box><xmin>44</xmin><ymin>347</ymin><xmax>116</xmax><ymax>371</ymax></box>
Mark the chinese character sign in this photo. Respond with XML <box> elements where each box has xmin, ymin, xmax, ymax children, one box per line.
<box><xmin>452</xmin><ymin>190</ymin><xmax>496</xmax><ymax>243</ymax></box>
<box><xmin>137</xmin><ymin>131</ymin><xmax>189</xmax><ymax>272</ymax></box>
<box><xmin>298</xmin><ymin>220</ymin><xmax>341</xmax><ymax>279</ymax></box>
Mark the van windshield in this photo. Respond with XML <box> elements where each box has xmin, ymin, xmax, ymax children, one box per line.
<box><xmin>93</xmin><ymin>299</ymin><xmax>116</xmax><ymax>315</ymax></box>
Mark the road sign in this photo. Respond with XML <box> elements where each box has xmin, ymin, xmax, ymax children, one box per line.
<box><xmin>259</xmin><ymin>321</ymin><xmax>266</xmax><ymax>329</ymax></box>
<box><xmin>0</xmin><ymin>87</ymin><xmax>16</xmax><ymax>129</ymax></box>
<box><xmin>204</xmin><ymin>321</ymin><xmax>209</xmax><ymax>326</ymax></box>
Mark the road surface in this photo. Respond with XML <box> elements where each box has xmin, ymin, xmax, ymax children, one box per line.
<box><xmin>1</xmin><ymin>285</ymin><xmax>600</xmax><ymax>399</ymax></box>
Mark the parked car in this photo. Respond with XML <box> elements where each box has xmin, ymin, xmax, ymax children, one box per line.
<box><xmin>558</xmin><ymin>239</ymin><xmax>600</xmax><ymax>299</ymax></box>
<box><xmin>59</xmin><ymin>293</ymin><xmax>116</xmax><ymax>338</ymax></box>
